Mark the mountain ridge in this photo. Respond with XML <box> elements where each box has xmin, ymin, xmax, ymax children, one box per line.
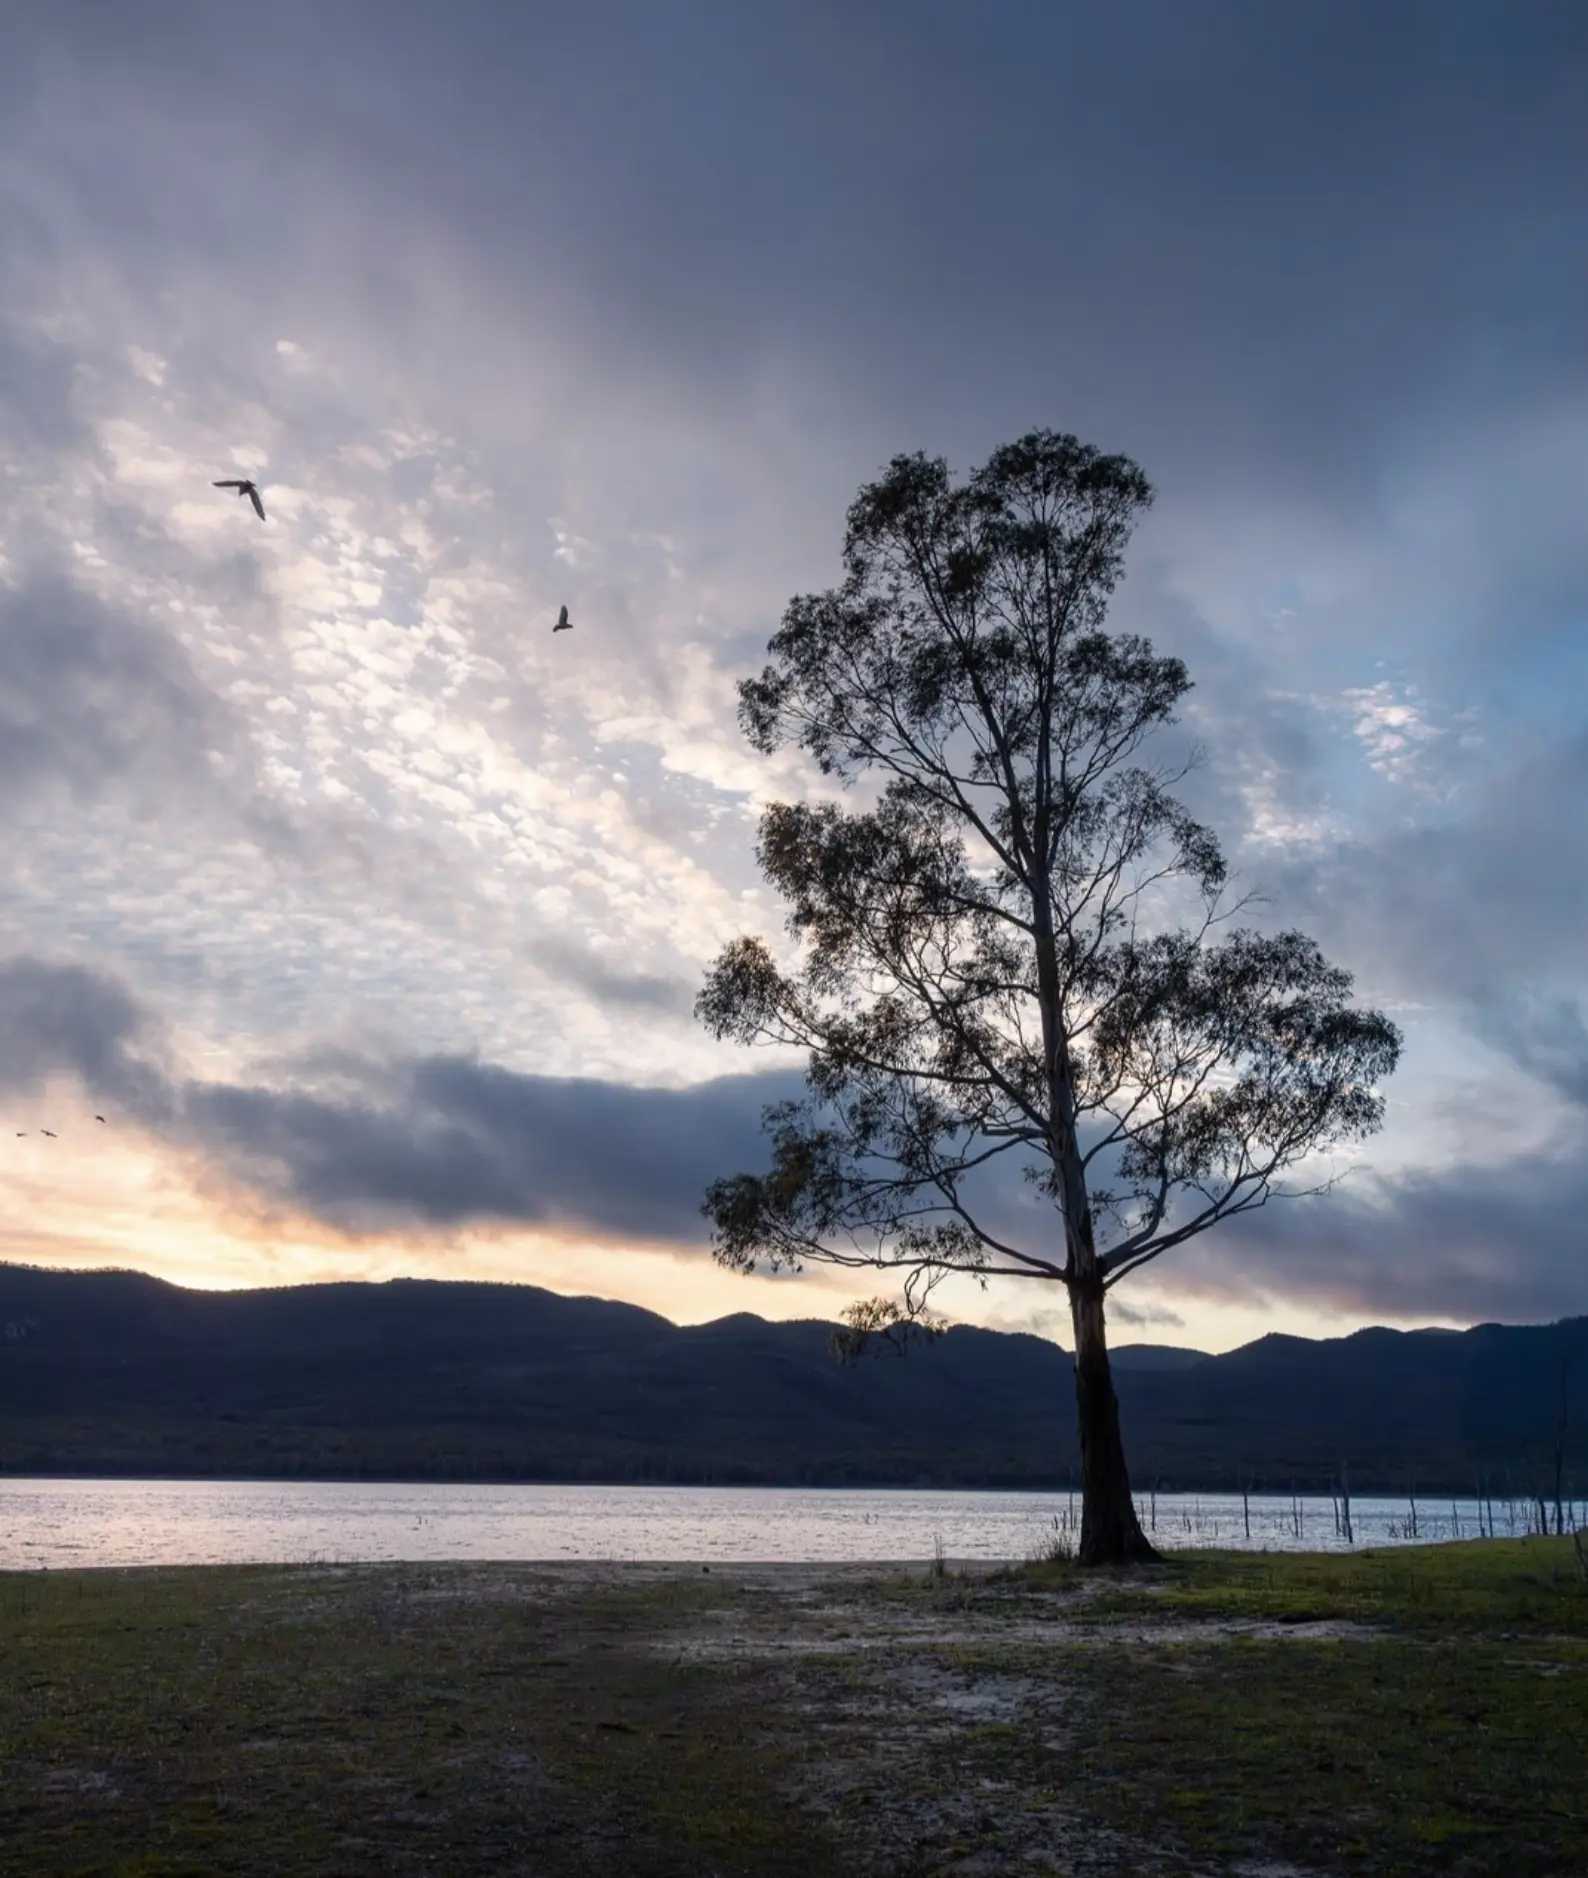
<box><xmin>2</xmin><ymin>1263</ymin><xmax>1584</xmax><ymax>1495</ymax></box>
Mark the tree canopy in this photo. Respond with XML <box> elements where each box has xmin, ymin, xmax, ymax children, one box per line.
<box><xmin>698</xmin><ymin>431</ymin><xmax>1400</xmax><ymax>1306</ymax></box>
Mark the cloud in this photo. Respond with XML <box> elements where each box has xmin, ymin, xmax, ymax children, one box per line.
<box><xmin>0</xmin><ymin>951</ymin><xmax>791</xmax><ymax>1240</ymax></box>
<box><xmin>1339</xmin><ymin>682</ymin><xmax>1451</xmax><ymax>788</ymax></box>
<box><xmin>179</xmin><ymin>1053</ymin><xmax>800</xmax><ymax>1241</ymax></box>
<box><xmin>1174</xmin><ymin>1138</ymin><xmax>1588</xmax><ymax>1328</ymax></box>
<box><xmin>0</xmin><ymin>2</ymin><xmax>1585</xmax><ymax>1341</ymax></box>
<box><xmin>0</xmin><ymin>570</ymin><xmax>237</xmax><ymax>810</ymax></box>
<box><xmin>0</xmin><ymin>278</ymin><xmax>781</xmax><ymax>1081</ymax></box>
<box><xmin>0</xmin><ymin>955</ymin><xmax>172</xmax><ymax>1117</ymax></box>
<box><xmin>1107</xmin><ymin>1297</ymin><xmax>1188</xmax><ymax>1332</ymax></box>
<box><xmin>1252</xmin><ymin>729</ymin><xmax>1588</xmax><ymax>1012</ymax></box>
<box><xmin>0</xmin><ymin>319</ymin><xmax>86</xmax><ymax>450</ymax></box>
<box><xmin>535</xmin><ymin>938</ymin><xmax>696</xmax><ymax>1019</ymax></box>
<box><xmin>12</xmin><ymin>1</ymin><xmax>1585</xmax><ymax>506</ymax></box>
<box><xmin>4</xmin><ymin>946</ymin><xmax>1587</xmax><ymax>1333</ymax></box>
<box><xmin>174</xmin><ymin>1054</ymin><xmax>1096</xmax><ymax>1260</ymax></box>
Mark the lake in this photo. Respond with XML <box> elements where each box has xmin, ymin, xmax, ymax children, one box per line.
<box><xmin>0</xmin><ymin>1478</ymin><xmax>1545</xmax><ymax>1570</ymax></box>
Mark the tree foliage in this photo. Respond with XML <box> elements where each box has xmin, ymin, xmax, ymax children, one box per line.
<box><xmin>698</xmin><ymin>431</ymin><xmax>1401</xmax><ymax>1318</ymax></box>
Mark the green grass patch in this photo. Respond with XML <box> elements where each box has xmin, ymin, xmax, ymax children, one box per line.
<box><xmin>0</xmin><ymin>1565</ymin><xmax>834</xmax><ymax>1877</ymax></box>
<box><xmin>1018</xmin><ymin>1534</ymin><xmax>1588</xmax><ymax>1633</ymax></box>
<box><xmin>1070</xmin><ymin>1635</ymin><xmax>1587</xmax><ymax>1875</ymax></box>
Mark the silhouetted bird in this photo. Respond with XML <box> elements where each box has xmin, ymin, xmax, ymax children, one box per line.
<box><xmin>214</xmin><ymin>478</ymin><xmax>266</xmax><ymax>520</ymax></box>
<box><xmin>553</xmin><ymin>605</ymin><xmax>573</xmax><ymax>632</ymax></box>
<box><xmin>14</xmin><ymin>1132</ymin><xmax>24</xmax><ymax>1137</ymax></box>
<box><xmin>41</xmin><ymin>1130</ymin><xmax>56</xmax><ymax>1138</ymax></box>
<box><xmin>95</xmin><ymin>1115</ymin><xmax>106</xmax><ymax>1124</ymax></box>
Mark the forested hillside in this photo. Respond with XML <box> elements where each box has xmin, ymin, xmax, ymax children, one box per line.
<box><xmin>2</xmin><ymin>1264</ymin><xmax>1584</xmax><ymax>1494</ymax></box>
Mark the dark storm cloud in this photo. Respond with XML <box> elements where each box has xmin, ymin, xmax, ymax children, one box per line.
<box><xmin>9</xmin><ymin>0</ymin><xmax>1583</xmax><ymax>719</ymax></box>
<box><xmin>429</xmin><ymin>0</ymin><xmax>1582</xmax><ymax>479</ymax></box>
<box><xmin>1176</xmin><ymin>1144</ymin><xmax>1588</xmax><ymax>1328</ymax></box>
<box><xmin>4</xmin><ymin>947</ymin><xmax>1580</xmax><ymax>1321</ymax></box>
<box><xmin>171</xmin><ymin>1040</ymin><xmax>1588</xmax><ymax>1320</ymax></box>
<box><xmin>1482</xmin><ymin>996</ymin><xmax>1588</xmax><ymax>1113</ymax></box>
<box><xmin>0</xmin><ymin>957</ymin><xmax>173</xmax><ymax>1118</ymax></box>
<box><xmin>184</xmin><ymin>1056</ymin><xmax>803</xmax><ymax>1240</ymax></box>
<box><xmin>0</xmin><ymin>949</ymin><xmax>791</xmax><ymax>1237</ymax></box>
<box><xmin>10</xmin><ymin>0</ymin><xmax>1584</xmax><ymax>505</ymax></box>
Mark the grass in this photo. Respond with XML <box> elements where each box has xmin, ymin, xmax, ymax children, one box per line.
<box><xmin>1016</xmin><ymin>1531</ymin><xmax>1588</xmax><ymax>1633</ymax></box>
<box><xmin>1072</xmin><ymin>1634</ymin><xmax>1587</xmax><ymax>1873</ymax></box>
<box><xmin>1</xmin><ymin>1540</ymin><xmax>1583</xmax><ymax>1875</ymax></box>
<box><xmin>947</xmin><ymin>1538</ymin><xmax>1588</xmax><ymax>1873</ymax></box>
<box><xmin>0</xmin><ymin>1565</ymin><xmax>829</xmax><ymax>1877</ymax></box>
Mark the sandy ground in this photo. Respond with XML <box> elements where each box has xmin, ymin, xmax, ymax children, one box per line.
<box><xmin>361</xmin><ymin>1558</ymin><xmax>1376</xmax><ymax>1875</ymax></box>
<box><xmin>385</xmin><ymin>1556</ymin><xmax>1378</xmax><ymax>1647</ymax></box>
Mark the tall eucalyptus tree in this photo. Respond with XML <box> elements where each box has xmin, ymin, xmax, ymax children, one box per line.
<box><xmin>697</xmin><ymin>431</ymin><xmax>1400</xmax><ymax>1563</ymax></box>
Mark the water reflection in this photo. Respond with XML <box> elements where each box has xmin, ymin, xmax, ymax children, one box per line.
<box><xmin>0</xmin><ymin>1479</ymin><xmax>1553</xmax><ymax>1571</ymax></box>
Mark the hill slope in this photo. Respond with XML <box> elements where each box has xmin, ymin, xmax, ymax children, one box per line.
<box><xmin>1</xmin><ymin>1264</ymin><xmax>1584</xmax><ymax>1492</ymax></box>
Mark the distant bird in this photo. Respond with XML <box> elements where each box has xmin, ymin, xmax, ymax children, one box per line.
<box><xmin>95</xmin><ymin>1115</ymin><xmax>106</xmax><ymax>1124</ymax></box>
<box><xmin>553</xmin><ymin>605</ymin><xmax>573</xmax><ymax>633</ymax></box>
<box><xmin>214</xmin><ymin>478</ymin><xmax>266</xmax><ymax>521</ymax></box>
<box><xmin>40</xmin><ymin>1130</ymin><xmax>56</xmax><ymax>1138</ymax></box>
<box><xmin>14</xmin><ymin>1132</ymin><xmax>24</xmax><ymax>1138</ymax></box>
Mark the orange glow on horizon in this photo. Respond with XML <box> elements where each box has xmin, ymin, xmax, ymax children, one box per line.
<box><xmin>0</xmin><ymin>1117</ymin><xmax>1464</xmax><ymax>1353</ymax></box>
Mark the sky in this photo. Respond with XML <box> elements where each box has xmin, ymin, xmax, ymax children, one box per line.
<box><xmin>0</xmin><ymin>0</ymin><xmax>1584</xmax><ymax>1353</ymax></box>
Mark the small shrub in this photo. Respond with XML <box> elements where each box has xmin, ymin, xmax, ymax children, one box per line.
<box><xmin>1034</xmin><ymin>1515</ymin><xmax>1075</xmax><ymax>1565</ymax></box>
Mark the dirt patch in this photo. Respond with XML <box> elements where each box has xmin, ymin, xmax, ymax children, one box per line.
<box><xmin>645</xmin><ymin>1564</ymin><xmax>1380</xmax><ymax>1662</ymax></box>
<box><xmin>671</xmin><ymin>1605</ymin><xmax>1378</xmax><ymax>1659</ymax></box>
<box><xmin>37</xmin><ymin>1766</ymin><xmax>122</xmax><ymax>1801</ymax></box>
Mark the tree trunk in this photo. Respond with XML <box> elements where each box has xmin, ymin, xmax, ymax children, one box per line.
<box><xmin>1070</xmin><ymin>1273</ymin><xmax>1159</xmax><ymax>1565</ymax></box>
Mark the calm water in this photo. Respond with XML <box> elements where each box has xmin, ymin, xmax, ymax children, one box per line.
<box><xmin>0</xmin><ymin>1479</ymin><xmax>1537</xmax><ymax>1570</ymax></box>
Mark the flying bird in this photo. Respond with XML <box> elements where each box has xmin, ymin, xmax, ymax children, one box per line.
<box><xmin>40</xmin><ymin>1130</ymin><xmax>56</xmax><ymax>1138</ymax></box>
<box><xmin>214</xmin><ymin>478</ymin><xmax>267</xmax><ymax>521</ymax></box>
<box><xmin>553</xmin><ymin>605</ymin><xmax>573</xmax><ymax>633</ymax></box>
<box><xmin>95</xmin><ymin>1115</ymin><xmax>106</xmax><ymax>1124</ymax></box>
